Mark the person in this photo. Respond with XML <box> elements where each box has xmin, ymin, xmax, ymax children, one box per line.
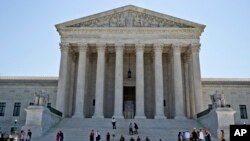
<box><xmin>220</xmin><ymin>130</ymin><xmax>225</xmax><ymax>141</ymax></box>
<box><xmin>129</xmin><ymin>123</ymin><xmax>133</xmax><ymax>135</ymax></box>
<box><xmin>185</xmin><ymin>131</ymin><xmax>190</xmax><ymax>141</ymax></box>
<box><xmin>136</xmin><ymin>136</ymin><xmax>141</xmax><ymax>141</ymax></box>
<box><xmin>120</xmin><ymin>135</ymin><xmax>125</xmax><ymax>141</ymax></box>
<box><xmin>145</xmin><ymin>136</ymin><xmax>150</xmax><ymax>141</ymax></box>
<box><xmin>20</xmin><ymin>130</ymin><xmax>25</xmax><ymax>141</ymax></box>
<box><xmin>192</xmin><ymin>128</ymin><xmax>198</xmax><ymax>141</ymax></box>
<box><xmin>204</xmin><ymin>129</ymin><xmax>211</xmax><ymax>141</ymax></box>
<box><xmin>112</xmin><ymin>117</ymin><xmax>117</xmax><ymax>129</ymax></box>
<box><xmin>26</xmin><ymin>129</ymin><xmax>32</xmax><ymax>141</ymax></box>
<box><xmin>199</xmin><ymin>129</ymin><xmax>204</xmax><ymax>141</ymax></box>
<box><xmin>106</xmin><ymin>132</ymin><xmax>110</xmax><ymax>141</ymax></box>
<box><xmin>182</xmin><ymin>132</ymin><xmax>186</xmax><ymax>141</ymax></box>
<box><xmin>89</xmin><ymin>129</ymin><xmax>95</xmax><ymax>141</ymax></box>
<box><xmin>134</xmin><ymin>122</ymin><xmax>139</xmax><ymax>134</ymax></box>
<box><xmin>56</xmin><ymin>132</ymin><xmax>60</xmax><ymax>141</ymax></box>
<box><xmin>178</xmin><ymin>132</ymin><xmax>182</xmax><ymax>141</ymax></box>
<box><xmin>59</xmin><ymin>131</ymin><xmax>64</xmax><ymax>141</ymax></box>
<box><xmin>130</xmin><ymin>137</ymin><xmax>135</xmax><ymax>141</ymax></box>
<box><xmin>96</xmin><ymin>130</ymin><xmax>101</xmax><ymax>141</ymax></box>
<box><xmin>0</xmin><ymin>131</ymin><xmax>2</xmax><ymax>141</ymax></box>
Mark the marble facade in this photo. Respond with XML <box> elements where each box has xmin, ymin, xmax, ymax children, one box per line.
<box><xmin>55</xmin><ymin>5</ymin><xmax>205</xmax><ymax>119</ymax></box>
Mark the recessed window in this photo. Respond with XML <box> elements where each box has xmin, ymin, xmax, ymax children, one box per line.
<box><xmin>239</xmin><ymin>105</ymin><xmax>248</xmax><ymax>119</ymax></box>
<box><xmin>0</xmin><ymin>102</ymin><xmax>6</xmax><ymax>116</ymax></box>
<box><xmin>13</xmin><ymin>102</ymin><xmax>21</xmax><ymax>116</ymax></box>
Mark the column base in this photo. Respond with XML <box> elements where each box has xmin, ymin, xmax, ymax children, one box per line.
<box><xmin>113</xmin><ymin>115</ymin><xmax>124</xmax><ymax>119</ymax></box>
<box><xmin>72</xmin><ymin>113</ymin><xmax>84</xmax><ymax>119</ymax></box>
<box><xmin>154</xmin><ymin>115</ymin><xmax>166</xmax><ymax>119</ymax></box>
<box><xmin>174</xmin><ymin>115</ymin><xmax>187</xmax><ymax>120</ymax></box>
<box><xmin>134</xmin><ymin>115</ymin><xmax>146</xmax><ymax>119</ymax></box>
<box><xmin>92</xmin><ymin>115</ymin><xmax>104</xmax><ymax>119</ymax></box>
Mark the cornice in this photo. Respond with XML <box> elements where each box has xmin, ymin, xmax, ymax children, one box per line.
<box><xmin>57</xmin><ymin>27</ymin><xmax>203</xmax><ymax>37</ymax></box>
<box><xmin>202</xmin><ymin>78</ymin><xmax>250</xmax><ymax>85</ymax></box>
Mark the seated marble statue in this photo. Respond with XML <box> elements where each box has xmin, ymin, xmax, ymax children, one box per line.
<box><xmin>210</xmin><ymin>92</ymin><xmax>226</xmax><ymax>108</ymax></box>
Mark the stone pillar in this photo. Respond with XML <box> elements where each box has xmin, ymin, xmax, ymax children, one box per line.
<box><xmin>191</xmin><ymin>45</ymin><xmax>203</xmax><ymax>114</ymax></box>
<box><xmin>183</xmin><ymin>54</ymin><xmax>191</xmax><ymax>118</ymax></box>
<box><xmin>113</xmin><ymin>44</ymin><xmax>124</xmax><ymax>119</ymax></box>
<box><xmin>92</xmin><ymin>43</ymin><xmax>106</xmax><ymax>118</ymax></box>
<box><xmin>135</xmin><ymin>44</ymin><xmax>146</xmax><ymax>119</ymax></box>
<box><xmin>172</xmin><ymin>46</ymin><xmax>186</xmax><ymax>119</ymax></box>
<box><xmin>188</xmin><ymin>49</ymin><xmax>196</xmax><ymax>118</ymax></box>
<box><xmin>73</xmin><ymin>44</ymin><xmax>88</xmax><ymax>118</ymax></box>
<box><xmin>56</xmin><ymin>43</ymin><xmax>69</xmax><ymax>115</ymax></box>
<box><xmin>154</xmin><ymin>44</ymin><xmax>166</xmax><ymax>119</ymax></box>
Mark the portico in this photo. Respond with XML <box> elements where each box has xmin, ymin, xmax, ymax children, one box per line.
<box><xmin>55</xmin><ymin>5</ymin><xmax>205</xmax><ymax>119</ymax></box>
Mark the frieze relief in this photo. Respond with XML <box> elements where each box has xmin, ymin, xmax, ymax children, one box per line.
<box><xmin>67</xmin><ymin>10</ymin><xmax>192</xmax><ymax>28</ymax></box>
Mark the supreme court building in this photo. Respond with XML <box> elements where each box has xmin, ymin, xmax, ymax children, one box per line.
<box><xmin>1</xmin><ymin>6</ymin><xmax>250</xmax><ymax>135</ymax></box>
<box><xmin>55</xmin><ymin>5</ymin><xmax>205</xmax><ymax>119</ymax></box>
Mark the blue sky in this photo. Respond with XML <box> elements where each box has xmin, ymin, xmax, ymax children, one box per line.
<box><xmin>0</xmin><ymin>0</ymin><xmax>249</xmax><ymax>78</ymax></box>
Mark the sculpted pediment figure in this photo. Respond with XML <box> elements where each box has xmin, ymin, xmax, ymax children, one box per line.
<box><xmin>66</xmin><ymin>10</ymin><xmax>191</xmax><ymax>28</ymax></box>
<box><xmin>56</xmin><ymin>5</ymin><xmax>205</xmax><ymax>29</ymax></box>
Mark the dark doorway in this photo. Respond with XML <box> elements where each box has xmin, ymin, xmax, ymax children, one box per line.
<box><xmin>123</xmin><ymin>87</ymin><xmax>135</xmax><ymax>119</ymax></box>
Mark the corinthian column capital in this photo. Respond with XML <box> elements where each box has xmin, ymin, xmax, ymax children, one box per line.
<box><xmin>96</xmin><ymin>43</ymin><xmax>106</xmax><ymax>52</ymax></box>
<box><xmin>60</xmin><ymin>43</ymin><xmax>70</xmax><ymax>52</ymax></box>
<box><xmin>191</xmin><ymin>44</ymin><xmax>201</xmax><ymax>53</ymax></box>
<box><xmin>154</xmin><ymin>43</ymin><xmax>164</xmax><ymax>53</ymax></box>
<box><xmin>172</xmin><ymin>44</ymin><xmax>181</xmax><ymax>53</ymax></box>
<box><xmin>115</xmin><ymin>43</ymin><xmax>124</xmax><ymax>52</ymax></box>
<box><xmin>78</xmin><ymin>43</ymin><xmax>88</xmax><ymax>52</ymax></box>
<box><xmin>135</xmin><ymin>43</ymin><xmax>145</xmax><ymax>52</ymax></box>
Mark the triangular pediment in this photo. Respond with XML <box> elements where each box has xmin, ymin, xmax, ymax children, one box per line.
<box><xmin>56</xmin><ymin>5</ymin><xmax>205</xmax><ymax>30</ymax></box>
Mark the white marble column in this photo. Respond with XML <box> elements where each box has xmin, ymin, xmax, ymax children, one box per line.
<box><xmin>56</xmin><ymin>43</ymin><xmax>69</xmax><ymax>115</ymax></box>
<box><xmin>135</xmin><ymin>44</ymin><xmax>146</xmax><ymax>119</ymax></box>
<box><xmin>191</xmin><ymin>45</ymin><xmax>203</xmax><ymax>114</ymax></box>
<box><xmin>73</xmin><ymin>44</ymin><xmax>88</xmax><ymax>118</ymax></box>
<box><xmin>188</xmin><ymin>49</ymin><xmax>196</xmax><ymax>118</ymax></box>
<box><xmin>92</xmin><ymin>43</ymin><xmax>106</xmax><ymax>118</ymax></box>
<box><xmin>183</xmin><ymin>54</ymin><xmax>191</xmax><ymax>118</ymax></box>
<box><xmin>172</xmin><ymin>46</ymin><xmax>186</xmax><ymax>119</ymax></box>
<box><xmin>154</xmin><ymin>44</ymin><xmax>166</xmax><ymax>119</ymax></box>
<box><xmin>113</xmin><ymin>44</ymin><xmax>124</xmax><ymax>119</ymax></box>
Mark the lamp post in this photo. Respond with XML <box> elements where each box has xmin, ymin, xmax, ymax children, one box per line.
<box><xmin>128</xmin><ymin>54</ymin><xmax>131</xmax><ymax>78</ymax></box>
<box><xmin>14</xmin><ymin>119</ymin><xmax>17</xmax><ymax>134</ymax></box>
<box><xmin>112</xmin><ymin>133</ymin><xmax>115</xmax><ymax>141</ymax></box>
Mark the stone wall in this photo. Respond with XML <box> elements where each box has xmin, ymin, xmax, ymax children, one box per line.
<box><xmin>0</xmin><ymin>77</ymin><xmax>57</xmax><ymax>133</ymax></box>
<box><xmin>202</xmin><ymin>78</ymin><xmax>250</xmax><ymax>124</ymax></box>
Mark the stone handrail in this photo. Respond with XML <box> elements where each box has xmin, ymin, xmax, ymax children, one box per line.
<box><xmin>197</xmin><ymin>107</ymin><xmax>212</xmax><ymax>118</ymax></box>
<box><xmin>47</xmin><ymin>105</ymin><xmax>62</xmax><ymax>117</ymax></box>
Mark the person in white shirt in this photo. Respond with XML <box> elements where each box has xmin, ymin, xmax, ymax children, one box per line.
<box><xmin>95</xmin><ymin>130</ymin><xmax>101</xmax><ymax>141</ymax></box>
<box><xmin>185</xmin><ymin>131</ymin><xmax>190</xmax><ymax>141</ymax></box>
<box><xmin>111</xmin><ymin>117</ymin><xmax>117</xmax><ymax>129</ymax></box>
<box><xmin>199</xmin><ymin>129</ymin><xmax>205</xmax><ymax>141</ymax></box>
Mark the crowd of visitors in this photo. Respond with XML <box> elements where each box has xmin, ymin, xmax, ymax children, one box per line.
<box><xmin>52</xmin><ymin>117</ymin><xmax>219</xmax><ymax>141</ymax></box>
<box><xmin>129</xmin><ymin>122</ymin><xmax>139</xmax><ymax>135</ymax></box>
<box><xmin>177</xmin><ymin>128</ymin><xmax>212</xmax><ymax>141</ymax></box>
<box><xmin>17</xmin><ymin>129</ymin><xmax>32</xmax><ymax>141</ymax></box>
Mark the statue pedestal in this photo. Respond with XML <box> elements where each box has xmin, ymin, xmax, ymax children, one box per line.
<box><xmin>22</xmin><ymin>106</ymin><xmax>45</xmax><ymax>138</ymax></box>
<box><xmin>216</xmin><ymin>107</ymin><xmax>236</xmax><ymax>141</ymax></box>
<box><xmin>22</xmin><ymin>105</ymin><xmax>61</xmax><ymax>138</ymax></box>
<box><xmin>198</xmin><ymin>107</ymin><xmax>235</xmax><ymax>140</ymax></box>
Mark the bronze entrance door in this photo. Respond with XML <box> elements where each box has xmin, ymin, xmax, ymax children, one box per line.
<box><xmin>123</xmin><ymin>87</ymin><xmax>135</xmax><ymax>119</ymax></box>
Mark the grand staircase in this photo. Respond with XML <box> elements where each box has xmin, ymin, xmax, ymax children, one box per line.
<box><xmin>34</xmin><ymin>118</ymin><xmax>218</xmax><ymax>141</ymax></box>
